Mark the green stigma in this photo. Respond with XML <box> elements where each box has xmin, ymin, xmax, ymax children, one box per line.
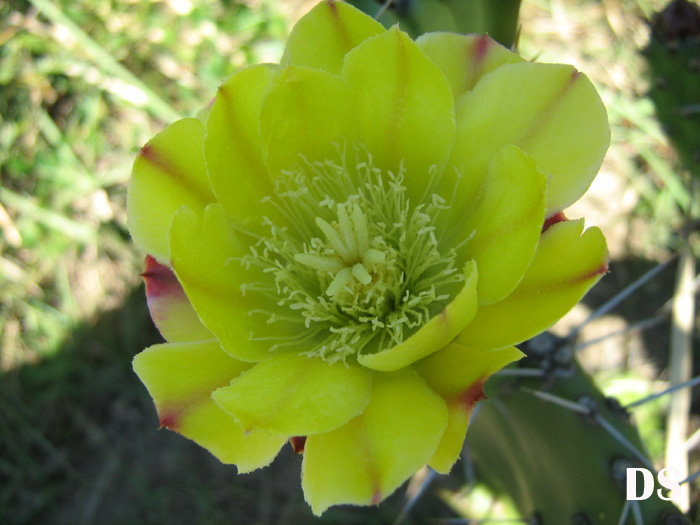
<box><xmin>240</xmin><ymin>145</ymin><xmax>465</xmax><ymax>364</ymax></box>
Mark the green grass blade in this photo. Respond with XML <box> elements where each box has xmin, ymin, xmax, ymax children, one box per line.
<box><xmin>28</xmin><ymin>0</ymin><xmax>182</xmax><ymax>123</ymax></box>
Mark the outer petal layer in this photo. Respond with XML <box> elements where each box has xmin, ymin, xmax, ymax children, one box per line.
<box><xmin>302</xmin><ymin>368</ymin><xmax>447</xmax><ymax>515</ymax></box>
<box><xmin>358</xmin><ymin>260</ymin><xmax>477</xmax><ymax>371</ymax></box>
<box><xmin>416</xmin><ymin>33</ymin><xmax>524</xmax><ymax>100</ymax></box>
<box><xmin>133</xmin><ymin>341</ymin><xmax>286</xmax><ymax>472</ymax></box>
<box><xmin>213</xmin><ymin>352</ymin><xmax>372</xmax><ymax>436</ymax></box>
<box><xmin>415</xmin><ymin>343</ymin><xmax>524</xmax><ymax>399</ymax></box>
<box><xmin>142</xmin><ymin>255</ymin><xmax>212</xmax><ymax>343</ymax></box>
<box><xmin>342</xmin><ymin>26</ymin><xmax>456</xmax><ymax>203</ymax></box>
<box><xmin>205</xmin><ymin>65</ymin><xmax>277</xmax><ymax>227</ymax></box>
<box><xmin>448</xmin><ymin>62</ymin><xmax>609</xmax><ymax>214</ymax></box>
<box><xmin>281</xmin><ymin>0</ymin><xmax>384</xmax><ymax>75</ymax></box>
<box><xmin>457</xmin><ymin>219</ymin><xmax>608</xmax><ymax>350</ymax></box>
<box><xmin>127</xmin><ymin>118</ymin><xmax>215</xmax><ymax>261</ymax></box>
<box><xmin>415</xmin><ymin>343</ymin><xmax>523</xmax><ymax>473</ymax></box>
<box><xmin>169</xmin><ymin>204</ymin><xmax>298</xmax><ymax>362</ymax></box>
<box><xmin>455</xmin><ymin>145</ymin><xmax>547</xmax><ymax>305</ymax></box>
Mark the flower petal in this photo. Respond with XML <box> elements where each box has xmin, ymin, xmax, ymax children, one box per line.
<box><xmin>281</xmin><ymin>0</ymin><xmax>384</xmax><ymax>75</ymax></box>
<box><xmin>142</xmin><ymin>255</ymin><xmax>212</xmax><ymax>343</ymax></box>
<box><xmin>212</xmin><ymin>352</ymin><xmax>372</xmax><ymax>436</ymax></box>
<box><xmin>430</xmin><ymin>401</ymin><xmax>472</xmax><ymax>474</ymax></box>
<box><xmin>169</xmin><ymin>203</ymin><xmax>299</xmax><ymax>362</ymax></box>
<box><xmin>448</xmin><ymin>62</ymin><xmax>609</xmax><ymax>214</ymax></box>
<box><xmin>301</xmin><ymin>368</ymin><xmax>447</xmax><ymax>515</ymax></box>
<box><xmin>341</xmin><ymin>25</ymin><xmax>456</xmax><ymax>204</ymax></box>
<box><xmin>204</xmin><ymin>65</ymin><xmax>278</xmax><ymax>227</ymax></box>
<box><xmin>415</xmin><ymin>342</ymin><xmax>523</xmax><ymax>398</ymax></box>
<box><xmin>414</xmin><ymin>343</ymin><xmax>523</xmax><ymax>472</ymax></box>
<box><xmin>416</xmin><ymin>33</ymin><xmax>524</xmax><ymax>100</ymax></box>
<box><xmin>414</xmin><ymin>343</ymin><xmax>523</xmax><ymax>473</ymax></box>
<box><xmin>358</xmin><ymin>260</ymin><xmax>478</xmax><ymax>371</ymax></box>
<box><xmin>133</xmin><ymin>340</ymin><xmax>286</xmax><ymax>472</ymax></box>
<box><xmin>260</xmin><ymin>65</ymin><xmax>356</xmax><ymax>176</ymax></box>
<box><xmin>127</xmin><ymin>118</ymin><xmax>215</xmax><ymax>261</ymax></box>
<box><xmin>457</xmin><ymin>219</ymin><xmax>608</xmax><ymax>350</ymax></box>
<box><xmin>455</xmin><ymin>145</ymin><xmax>547</xmax><ymax>305</ymax></box>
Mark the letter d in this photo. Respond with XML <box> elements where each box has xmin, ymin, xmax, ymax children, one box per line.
<box><xmin>626</xmin><ymin>468</ymin><xmax>654</xmax><ymax>500</ymax></box>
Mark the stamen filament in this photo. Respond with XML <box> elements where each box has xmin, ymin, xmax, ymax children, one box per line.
<box><xmin>243</xmin><ymin>143</ymin><xmax>464</xmax><ymax>363</ymax></box>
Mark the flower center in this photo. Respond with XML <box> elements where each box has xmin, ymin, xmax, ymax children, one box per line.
<box><xmin>239</xmin><ymin>145</ymin><xmax>464</xmax><ymax>364</ymax></box>
<box><xmin>294</xmin><ymin>201</ymin><xmax>398</xmax><ymax>315</ymax></box>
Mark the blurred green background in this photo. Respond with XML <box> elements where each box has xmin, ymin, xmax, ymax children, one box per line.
<box><xmin>1</xmin><ymin>0</ymin><xmax>697</xmax><ymax>523</ymax></box>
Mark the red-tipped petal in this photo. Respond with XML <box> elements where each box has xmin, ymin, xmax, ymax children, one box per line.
<box><xmin>142</xmin><ymin>255</ymin><xmax>212</xmax><ymax>343</ymax></box>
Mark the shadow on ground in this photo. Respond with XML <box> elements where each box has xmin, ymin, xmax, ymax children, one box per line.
<box><xmin>0</xmin><ymin>284</ymin><xmax>456</xmax><ymax>525</ymax></box>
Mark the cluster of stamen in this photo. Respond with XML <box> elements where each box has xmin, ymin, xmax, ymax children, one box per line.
<box><xmin>238</xmin><ymin>145</ymin><xmax>464</xmax><ymax>364</ymax></box>
<box><xmin>294</xmin><ymin>202</ymin><xmax>392</xmax><ymax>302</ymax></box>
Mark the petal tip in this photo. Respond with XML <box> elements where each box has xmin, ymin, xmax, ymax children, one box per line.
<box><xmin>542</xmin><ymin>212</ymin><xmax>567</xmax><ymax>233</ymax></box>
<box><xmin>371</xmin><ymin>487</ymin><xmax>383</xmax><ymax>506</ymax></box>
<box><xmin>291</xmin><ymin>436</ymin><xmax>307</xmax><ymax>454</ymax></box>
<box><xmin>474</xmin><ymin>34</ymin><xmax>493</xmax><ymax>64</ymax></box>
<box><xmin>158</xmin><ymin>409</ymin><xmax>181</xmax><ymax>431</ymax></box>
<box><xmin>457</xmin><ymin>378</ymin><xmax>487</xmax><ymax>412</ymax></box>
<box><xmin>141</xmin><ymin>255</ymin><xmax>180</xmax><ymax>299</ymax></box>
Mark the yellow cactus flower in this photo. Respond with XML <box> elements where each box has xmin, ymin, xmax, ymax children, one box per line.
<box><xmin>128</xmin><ymin>0</ymin><xmax>609</xmax><ymax>515</ymax></box>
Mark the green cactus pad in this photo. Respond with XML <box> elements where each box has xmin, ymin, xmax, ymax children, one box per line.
<box><xmin>467</xmin><ymin>333</ymin><xmax>688</xmax><ymax>524</ymax></box>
